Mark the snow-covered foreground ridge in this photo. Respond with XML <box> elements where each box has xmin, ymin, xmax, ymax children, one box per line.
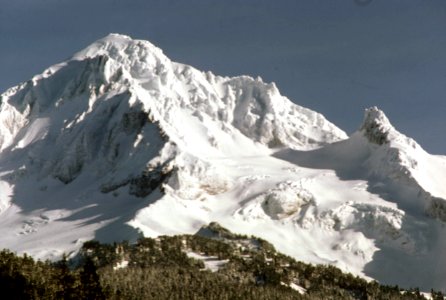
<box><xmin>0</xmin><ymin>34</ymin><xmax>445</xmax><ymax>291</ymax></box>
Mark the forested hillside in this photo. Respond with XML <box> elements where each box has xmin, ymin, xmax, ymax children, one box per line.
<box><xmin>0</xmin><ymin>223</ymin><xmax>443</xmax><ymax>299</ymax></box>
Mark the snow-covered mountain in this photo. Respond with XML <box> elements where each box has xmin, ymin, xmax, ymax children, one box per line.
<box><xmin>0</xmin><ymin>34</ymin><xmax>445</xmax><ymax>291</ymax></box>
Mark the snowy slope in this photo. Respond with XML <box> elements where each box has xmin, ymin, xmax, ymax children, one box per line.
<box><xmin>0</xmin><ymin>34</ymin><xmax>445</xmax><ymax>292</ymax></box>
<box><xmin>0</xmin><ymin>33</ymin><xmax>346</xmax><ymax>259</ymax></box>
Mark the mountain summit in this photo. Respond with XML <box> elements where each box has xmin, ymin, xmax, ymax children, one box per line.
<box><xmin>0</xmin><ymin>34</ymin><xmax>445</xmax><ymax>291</ymax></box>
<box><xmin>360</xmin><ymin>106</ymin><xmax>394</xmax><ymax>145</ymax></box>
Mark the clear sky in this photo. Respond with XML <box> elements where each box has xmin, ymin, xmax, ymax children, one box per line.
<box><xmin>1</xmin><ymin>0</ymin><xmax>445</xmax><ymax>153</ymax></box>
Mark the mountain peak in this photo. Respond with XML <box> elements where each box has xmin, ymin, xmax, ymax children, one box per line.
<box><xmin>3</xmin><ymin>35</ymin><xmax>446</xmax><ymax>291</ymax></box>
<box><xmin>72</xmin><ymin>34</ymin><xmax>167</xmax><ymax>67</ymax></box>
<box><xmin>360</xmin><ymin>106</ymin><xmax>394</xmax><ymax>145</ymax></box>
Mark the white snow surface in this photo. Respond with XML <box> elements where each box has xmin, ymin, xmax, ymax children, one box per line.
<box><xmin>0</xmin><ymin>34</ymin><xmax>445</xmax><ymax>292</ymax></box>
<box><xmin>186</xmin><ymin>252</ymin><xmax>229</xmax><ymax>272</ymax></box>
<box><xmin>281</xmin><ymin>282</ymin><xmax>307</xmax><ymax>295</ymax></box>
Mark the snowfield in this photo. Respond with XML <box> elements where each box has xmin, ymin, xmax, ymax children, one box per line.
<box><xmin>0</xmin><ymin>34</ymin><xmax>445</xmax><ymax>292</ymax></box>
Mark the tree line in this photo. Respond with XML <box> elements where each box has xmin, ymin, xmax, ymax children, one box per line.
<box><xmin>0</xmin><ymin>223</ymin><xmax>444</xmax><ymax>299</ymax></box>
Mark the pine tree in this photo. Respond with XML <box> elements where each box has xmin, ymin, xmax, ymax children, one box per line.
<box><xmin>80</xmin><ymin>257</ymin><xmax>105</xmax><ymax>300</ymax></box>
<box><xmin>55</xmin><ymin>254</ymin><xmax>79</xmax><ymax>299</ymax></box>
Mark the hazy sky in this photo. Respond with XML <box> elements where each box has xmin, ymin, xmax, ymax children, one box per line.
<box><xmin>0</xmin><ymin>0</ymin><xmax>445</xmax><ymax>153</ymax></box>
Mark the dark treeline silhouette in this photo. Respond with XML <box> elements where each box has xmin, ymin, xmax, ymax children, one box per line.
<box><xmin>0</xmin><ymin>223</ymin><xmax>443</xmax><ymax>299</ymax></box>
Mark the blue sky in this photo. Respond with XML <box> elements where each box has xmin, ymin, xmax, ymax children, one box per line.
<box><xmin>1</xmin><ymin>0</ymin><xmax>445</xmax><ymax>153</ymax></box>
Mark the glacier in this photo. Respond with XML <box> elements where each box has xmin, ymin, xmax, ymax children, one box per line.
<box><xmin>0</xmin><ymin>34</ymin><xmax>445</xmax><ymax>291</ymax></box>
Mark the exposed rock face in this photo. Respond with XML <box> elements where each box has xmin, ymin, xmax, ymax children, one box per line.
<box><xmin>360</xmin><ymin>106</ymin><xmax>392</xmax><ymax>145</ymax></box>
